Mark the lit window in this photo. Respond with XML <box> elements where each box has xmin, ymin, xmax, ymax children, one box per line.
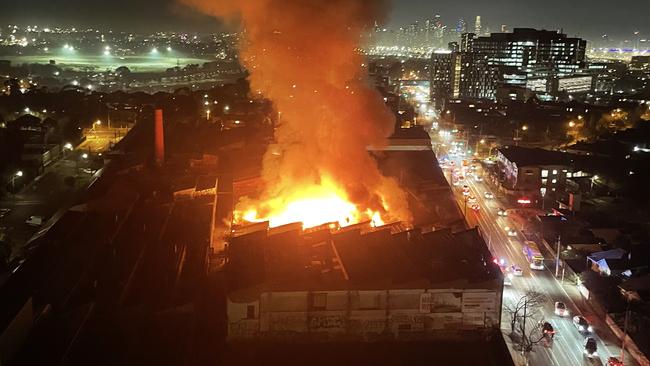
<box><xmin>541</xmin><ymin>169</ymin><xmax>548</xmax><ymax>178</ymax></box>
<box><xmin>542</xmin><ymin>179</ymin><xmax>548</xmax><ymax>185</ymax></box>
<box><xmin>552</xmin><ymin>170</ymin><xmax>558</xmax><ymax>175</ymax></box>
<box><xmin>552</xmin><ymin>179</ymin><xmax>557</xmax><ymax>184</ymax></box>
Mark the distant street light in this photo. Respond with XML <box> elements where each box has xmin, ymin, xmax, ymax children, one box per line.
<box><xmin>568</xmin><ymin>121</ymin><xmax>576</xmax><ymax>128</ymax></box>
<box><xmin>521</xmin><ymin>125</ymin><xmax>528</xmax><ymax>131</ymax></box>
<box><xmin>82</xmin><ymin>153</ymin><xmax>88</xmax><ymax>159</ymax></box>
<box><xmin>11</xmin><ymin>170</ymin><xmax>23</xmax><ymax>194</ymax></box>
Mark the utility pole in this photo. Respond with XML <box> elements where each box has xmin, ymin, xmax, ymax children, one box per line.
<box><xmin>555</xmin><ymin>235</ymin><xmax>561</xmax><ymax>277</ymax></box>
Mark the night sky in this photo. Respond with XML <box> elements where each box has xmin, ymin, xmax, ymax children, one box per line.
<box><xmin>1</xmin><ymin>0</ymin><xmax>649</xmax><ymax>40</ymax></box>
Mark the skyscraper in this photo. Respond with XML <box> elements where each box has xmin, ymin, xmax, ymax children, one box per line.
<box><xmin>474</xmin><ymin>16</ymin><xmax>482</xmax><ymax>36</ymax></box>
<box><xmin>456</xmin><ymin>18</ymin><xmax>467</xmax><ymax>35</ymax></box>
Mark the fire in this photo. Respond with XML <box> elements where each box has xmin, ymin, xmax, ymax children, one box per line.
<box><xmin>182</xmin><ymin>0</ymin><xmax>412</xmax><ymax>231</ymax></box>
<box><xmin>235</xmin><ymin>177</ymin><xmax>387</xmax><ymax>229</ymax></box>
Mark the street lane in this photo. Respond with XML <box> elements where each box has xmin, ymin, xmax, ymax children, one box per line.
<box><xmin>439</xmin><ymin>150</ymin><xmax>635</xmax><ymax>366</ymax></box>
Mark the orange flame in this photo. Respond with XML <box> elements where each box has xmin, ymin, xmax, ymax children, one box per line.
<box><xmin>235</xmin><ymin>176</ymin><xmax>387</xmax><ymax>229</ymax></box>
<box><xmin>181</xmin><ymin>0</ymin><xmax>411</xmax><ymax>230</ymax></box>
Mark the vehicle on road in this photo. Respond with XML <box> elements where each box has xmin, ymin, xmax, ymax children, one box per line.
<box><xmin>541</xmin><ymin>321</ymin><xmax>555</xmax><ymax>339</ymax></box>
<box><xmin>583</xmin><ymin>337</ymin><xmax>598</xmax><ymax>358</ymax></box>
<box><xmin>468</xmin><ymin>195</ymin><xmax>477</xmax><ymax>204</ymax></box>
<box><xmin>505</xmin><ymin>226</ymin><xmax>517</xmax><ymax>237</ymax></box>
<box><xmin>25</xmin><ymin>216</ymin><xmax>44</xmax><ymax>227</ymax></box>
<box><xmin>462</xmin><ymin>185</ymin><xmax>470</xmax><ymax>195</ymax></box>
<box><xmin>0</xmin><ymin>208</ymin><xmax>10</xmax><ymax>218</ymax></box>
<box><xmin>607</xmin><ymin>357</ymin><xmax>623</xmax><ymax>366</ymax></box>
<box><xmin>504</xmin><ymin>272</ymin><xmax>513</xmax><ymax>286</ymax></box>
<box><xmin>484</xmin><ymin>192</ymin><xmax>494</xmax><ymax>199</ymax></box>
<box><xmin>474</xmin><ymin>175</ymin><xmax>483</xmax><ymax>182</ymax></box>
<box><xmin>495</xmin><ymin>258</ymin><xmax>507</xmax><ymax>271</ymax></box>
<box><xmin>554</xmin><ymin>301</ymin><xmax>570</xmax><ymax>317</ymax></box>
<box><xmin>510</xmin><ymin>265</ymin><xmax>523</xmax><ymax>276</ymax></box>
<box><xmin>470</xmin><ymin>203</ymin><xmax>480</xmax><ymax>211</ymax></box>
<box><xmin>497</xmin><ymin>208</ymin><xmax>508</xmax><ymax>216</ymax></box>
<box><xmin>573</xmin><ymin>315</ymin><xmax>593</xmax><ymax>333</ymax></box>
<box><xmin>523</xmin><ymin>241</ymin><xmax>545</xmax><ymax>270</ymax></box>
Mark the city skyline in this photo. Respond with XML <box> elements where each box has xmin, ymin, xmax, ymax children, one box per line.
<box><xmin>1</xmin><ymin>0</ymin><xmax>649</xmax><ymax>40</ymax></box>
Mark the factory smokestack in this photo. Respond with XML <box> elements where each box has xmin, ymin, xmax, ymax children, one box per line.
<box><xmin>154</xmin><ymin>109</ymin><xmax>164</xmax><ymax>166</ymax></box>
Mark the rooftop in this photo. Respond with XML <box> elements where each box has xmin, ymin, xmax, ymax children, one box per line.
<box><xmin>227</xmin><ymin>225</ymin><xmax>500</xmax><ymax>302</ymax></box>
<box><xmin>498</xmin><ymin>145</ymin><xmax>574</xmax><ymax>167</ymax></box>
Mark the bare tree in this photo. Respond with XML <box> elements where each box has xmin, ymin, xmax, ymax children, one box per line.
<box><xmin>504</xmin><ymin>291</ymin><xmax>545</xmax><ymax>335</ymax></box>
<box><xmin>505</xmin><ymin>291</ymin><xmax>548</xmax><ymax>360</ymax></box>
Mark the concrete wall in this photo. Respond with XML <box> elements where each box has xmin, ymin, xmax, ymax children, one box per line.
<box><xmin>227</xmin><ymin>288</ymin><xmax>500</xmax><ymax>341</ymax></box>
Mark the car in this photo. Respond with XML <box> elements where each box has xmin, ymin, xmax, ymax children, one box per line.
<box><xmin>573</xmin><ymin>315</ymin><xmax>593</xmax><ymax>333</ymax></box>
<box><xmin>554</xmin><ymin>301</ymin><xmax>570</xmax><ymax>317</ymax></box>
<box><xmin>510</xmin><ymin>265</ymin><xmax>523</xmax><ymax>276</ymax></box>
<box><xmin>503</xmin><ymin>272</ymin><xmax>513</xmax><ymax>286</ymax></box>
<box><xmin>504</xmin><ymin>226</ymin><xmax>517</xmax><ymax>237</ymax></box>
<box><xmin>541</xmin><ymin>321</ymin><xmax>555</xmax><ymax>339</ymax></box>
<box><xmin>484</xmin><ymin>192</ymin><xmax>494</xmax><ymax>199</ymax></box>
<box><xmin>607</xmin><ymin>357</ymin><xmax>624</xmax><ymax>366</ymax></box>
<box><xmin>471</xmin><ymin>204</ymin><xmax>480</xmax><ymax>212</ymax></box>
<box><xmin>25</xmin><ymin>216</ymin><xmax>44</xmax><ymax>227</ymax></box>
<box><xmin>452</xmin><ymin>180</ymin><xmax>460</xmax><ymax>186</ymax></box>
<box><xmin>467</xmin><ymin>195</ymin><xmax>477</xmax><ymax>204</ymax></box>
<box><xmin>474</xmin><ymin>175</ymin><xmax>483</xmax><ymax>182</ymax></box>
<box><xmin>584</xmin><ymin>337</ymin><xmax>598</xmax><ymax>358</ymax></box>
<box><xmin>497</xmin><ymin>208</ymin><xmax>508</xmax><ymax>216</ymax></box>
<box><xmin>495</xmin><ymin>258</ymin><xmax>508</xmax><ymax>271</ymax></box>
<box><xmin>462</xmin><ymin>185</ymin><xmax>470</xmax><ymax>195</ymax></box>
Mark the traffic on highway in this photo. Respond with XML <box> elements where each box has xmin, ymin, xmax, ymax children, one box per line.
<box><xmin>438</xmin><ymin>140</ymin><xmax>634</xmax><ymax>366</ymax></box>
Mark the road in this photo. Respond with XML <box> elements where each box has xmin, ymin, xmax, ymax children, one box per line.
<box><xmin>0</xmin><ymin>152</ymin><xmax>103</xmax><ymax>265</ymax></box>
<box><xmin>440</xmin><ymin>149</ymin><xmax>634</xmax><ymax>366</ymax></box>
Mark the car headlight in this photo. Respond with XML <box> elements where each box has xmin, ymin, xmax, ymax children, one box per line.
<box><xmin>579</xmin><ymin>325</ymin><xmax>584</xmax><ymax>331</ymax></box>
<box><xmin>587</xmin><ymin>326</ymin><xmax>593</xmax><ymax>332</ymax></box>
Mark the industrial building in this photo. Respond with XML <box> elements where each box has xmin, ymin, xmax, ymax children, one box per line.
<box><xmin>224</xmin><ymin>223</ymin><xmax>502</xmax><ymax>342</ymax></box>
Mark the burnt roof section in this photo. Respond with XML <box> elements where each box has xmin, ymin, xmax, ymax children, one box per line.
<box><xmin>498</xmin><ymin>145</ymin><xmax>574</xmax><ymax>167</ymax></box>
<box><xmin>226</xmin><ymin>225</ymin><xmax>499</xmax><ymax>301</ymax></box>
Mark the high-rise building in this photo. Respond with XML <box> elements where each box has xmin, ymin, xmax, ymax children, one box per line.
<box><xmin>430</xmin><ymin>51</ymin><xmax>457</xmax><ymax>108</ymax></box>
<box><xmin>460</xmin><ymin>33</ymin><xmax>475</xmax><ymax>52</ymax></box>
<box><xmin>474</xmin><ymin>16</ymin><xmax>482</xmax><ymax>36</ymax></box>
<box><xmin>431</xmin><ymin>50</ymin><xmax>500</xmax><ymax>104</ymax></box>
<box><xmin>469</xmin><ymin>28</ymin><xmax>586</xmax><ymax>75</ymax></box>
<box><xmin>456</xmin><ymin>18</ymin><xmax>467</xmax><ymax>35</ymax></box>
<box><xmin>500</xmin><ymin>24</ymin><xmax>508</xmax><ymax>33</ymax></box>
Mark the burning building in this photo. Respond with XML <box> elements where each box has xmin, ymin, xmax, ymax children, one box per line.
<box><xmin>182</xmin><ymin>0</ymin><xmax>412</xmax><ymax>230</ymax></box>
<box><xmin>224</xmin><ymin>223</ymin><xmax>502</xmax><ymax>341</ymax></box>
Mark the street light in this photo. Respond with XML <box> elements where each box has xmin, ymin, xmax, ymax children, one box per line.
<box><xmin>521</xmin><ymin>125</ymin><xmax>528</xmax><ymax>131</ymax></box>
<box><xmin>568</xmin><ymin>121</ymin><xmax>576</xmax><ymax>128</ymax></box>
<box><xmin>82</xmin><ymin>153</ymin><xmax>88</xmax><ymax>159</ymax></box>
<box><xmin>11</xmin><ymin>170</ymin><xmax>23</xmax><ymax>193</ymax></box>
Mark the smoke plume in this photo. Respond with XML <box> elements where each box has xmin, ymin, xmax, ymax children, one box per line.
<box><xmin>182</xmin><ymin>0</ymin><xmax>412</xmax><ymax>225</ymax></box>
